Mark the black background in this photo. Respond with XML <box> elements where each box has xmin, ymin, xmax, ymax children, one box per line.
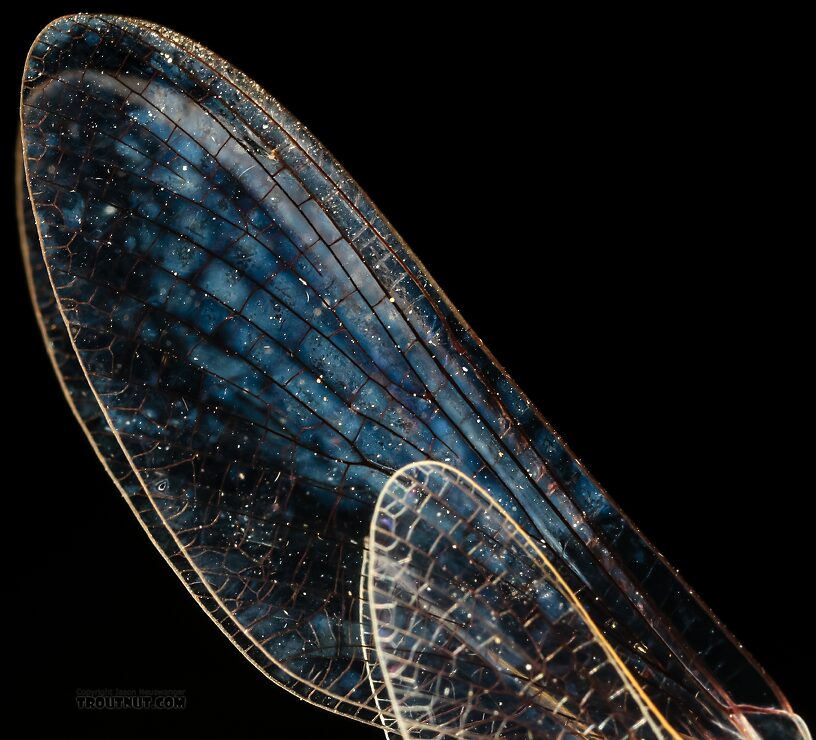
<box><xmin>5</xmin><ymin>3</ymin><xmax>810</xmax><ymax>736</ymax></box>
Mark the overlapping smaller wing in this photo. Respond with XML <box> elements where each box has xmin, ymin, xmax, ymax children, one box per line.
<box><xmin>367</xmin><ymin>461</ymin><xmax>678</xmax><ymax>739</ymax></box>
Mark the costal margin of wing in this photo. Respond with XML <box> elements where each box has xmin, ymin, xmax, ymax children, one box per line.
<box><xmin>19</xmin><ymin>12</ymin><xmax>798</xmax><ymax>737</ymax></box>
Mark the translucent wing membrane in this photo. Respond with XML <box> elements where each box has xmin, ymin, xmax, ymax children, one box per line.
<box><xmin>368</xmin><ymin>462</ymin><xmax>674</xmax><ymax>739</ymax></box>
<box><xmin>20</xmin><ymin>14</ymin><xmax>806</xmax><ymax>737</ymax></box>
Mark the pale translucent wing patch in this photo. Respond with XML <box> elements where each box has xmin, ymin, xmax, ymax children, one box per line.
<box><xmin>367</xmin><ymin>462</ymin><xmax>677</xmax><ymax>739</ymax></box>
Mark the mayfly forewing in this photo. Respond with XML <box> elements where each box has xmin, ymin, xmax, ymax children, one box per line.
<box><xmin>21</xmin><ymin>13</ymin><xmax>804</xmax><ymax>737</ymax></box>
<box><xmin>368</xmin><ymin>462</ymin><xmax>681</xmax><ymax>739</ymax></box>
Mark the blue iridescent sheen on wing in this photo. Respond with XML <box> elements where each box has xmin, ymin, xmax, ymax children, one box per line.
<box><xmin>20</xmin><ymin>14</ymin><xmax>802</xmax><ymax>736</ymax></box>
<box><xmin>18</xmin><ymin>164</ymin><xmax>353</xmax><ymax>710</ymax></box>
